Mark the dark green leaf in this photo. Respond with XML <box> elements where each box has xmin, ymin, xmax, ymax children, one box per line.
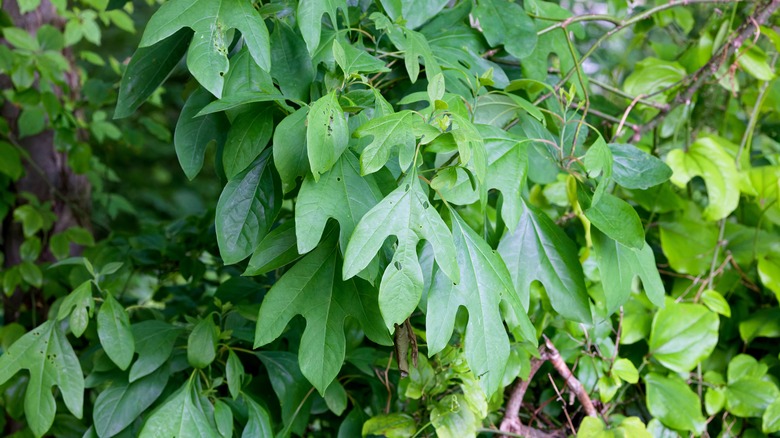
<box><xmin>226</xmin><ymin>350</ymin><xmax>244</xmax><ymax>400</ymax></box>
<box><xmin>137</xmin><ymin>375</ymin><xmax>218</xmax><ymax>437</ymax></box>
<box><xmin>273</xmin><ymin>107</ymin><xmax>309</xmax><ymax>194</ymax></box>
<box><xmin>187</xmin><ymin>317</ymin><xmax>218</xmax><ymax>369</ymax></box>
<box><xmin>256</xmin><ymin>351</ymin><xmax>313</xmax><ymax>435</ymax></box>
<box><xmin>222</xmin><ymin>106</ymin><xmax>273</xmax><ymax>179</ymax></box>
<box><xmin>0</xmin><ymin>141</ymin><xmax>23</xmax><ymax>180</ymax></box>
<box><xmin>129</xmin><ymin>321</ymin><xmax>182</xmax><ymax>382</ymax></box>
<box><xmin>93</xmin><ymin>367</ymin><xmax>168</xmax><ymax>438</ymax></box>
<box><xmin>214</xmin><ymin>400</ymin><xmax>233</xmax><ymax>438</ymax></box>
<box><xmin>473</xmin><ymin>0</ymin><xmax>536</xmax><ymax>59</ymax></box>
<box><xmin>255</xmin><ymin>232</ymin><xmax>391</xmax><ymax>393</ymax></box>
<box><xmin>115</xmin><ymin>28</ymin><xmax>191</xmax><ymax>119</ymax></box>
<box><xmin>498</xmin><ymin>199</ymin><xmax>591</xmax><ymax>323</ymax></box>
<box><xmin>244</xmin><ymin>220</ymin><xmax>300</xmax><ymax>276</ymax></box>
<box><xmin>343</xmin><ymin>171</ymin><xmax>459</xmax><ymax>329</ymax></box>
<box><xmin>174</xmin><ymin>87</ymin><xmax>228</xmax><ymax>180</ymax></box>
<box><xmin>271</xmin><ymin>21</ymin><xmax>314</xmax><ymax>101</ymax></box>
<box><xmin>609</xmin><ymin>143</ymin><xmax>672</xmax><ymax>190</ymax></box>
<box><xmin>242</xmin><ymin>396</ymin><xmax>273</xmax><ymax>437</ymax></box>
<box><xmin>216</xmin><ymin>148</ymin><xmax>282</xmax><ymax>265</ymax></box>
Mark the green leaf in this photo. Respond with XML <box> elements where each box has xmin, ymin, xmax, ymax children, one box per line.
<box><xmin>273</xmin><ymin>107</ymin><xmax>309</xmax><ymax>193</ymax></box>
<box><xmin>737</xmin><ymin>45</ymin><xmax>775</xmax><ymax>81</ymax></box>
<box><xmin>244</xmin><ymin>220</ymin><xmax>300</xmax><ymax>276</ymax></box>
<box><xmin>430</xmin><ymin>394</ymin><xmax>480</xmax><ymax>438</ymax></box>
<box><xmin>725</xmin><ymin>378</ymin><xmax>779</xmax><ymax>418</ymax></box>
<box><xmin>223</xmin><ymin>47</ymin><xmax>276</xmax><ymax>96</ymax></box>
<box><xmin>174</xmin><ymin>87</ymin><xmax>229</xmax><ymax>180</ymax></box>
<box><xmin>226</xmin><ymin>350</ymin><xmax>244</xmax><ymax>400</ymax></box>
<box><xmin>129</xmin><ymin>321</ymin><xmax>183</xmax><ymax>382</ymax></box>
<box><xmin>115</xmin><ymin>28</ymin><xmax>192</xmax><ymax>118</ymax></box>
<box><xmin>242</xmin><ymin>396</ymin><xmax>273</xmax><ymax>437</ymax></box>
<box><xmin>19</xmin><ymin>106</ymin><xmax>46</xmax><ymax>139</ymax></box>
<box><xmin>188</xmin><ymin>317</ymin><xmax>218</xmax><ymax>369</ymax></box>
<box><xmin>379</xmin><ymin>0</ymin><xmax>449</xmax><ymax>30</ymax></box>
<box><xmin>648</xmin><ymin>300</ymin><xmax>719</xmax><ymax>373</ymax></box>
<box><xmin>609</xmin><ymin>143</ymin><xmax>672</xmax><ymax>190</ymax></box>
<box><xmin>666</xmin><ymin>136</ymin><xmax>740</xmax><ymax>221</ymax></box>
<box><xmin>763</xmin><ymin>397</ymin><xmax>780</xmax><ymax>434</ymax></box>
<box><xmin>222</xmin><ymin>106</ymin><xmax>273</xmax><ymax>179</ymax></box>
<box><xmin>0</xmin><ymin>141</ymin><xmax>23</xmax><ymax>180</ymax></box>
<box><xmin>18</xmin><ymin>0</ymin><xmax>42</xmax><ymax>14</ymax></box>
<box><xmin>307</xmin><ymin>91</ymin><xmax>349</xmax><ymax>180</ymax></box>
<box><xmin>324</xmin><ymin>380</ymin><xmax>347</xmax><ymax>415</ymax></box>
<box><xmin>0</xmin><ymin>321</ymin><xmax>84</xmax><ymax>437</ymax></box>
<box><xmin>623</xmin><ymin>58</ymin><xmax>686</xmax><ymax>104</ymax></box>
<box><xmin>584</xmin><ymin>192</ymin><xmax>645</xmax><ymax>250</ymax></box>
<box><xmin>333</xmin><ymin>39</ymin><xmax>389</xmax><ymax>76</ymax></box>
<box><xmin>139</xmin><ymin>0</ymin><xmax>271</xmax><ymax>97</ymax></box>
<box><xmin>297</xmin><ymin>0</ymin><xmax>347</xmax><ymax>54</ymax></box>
<box><xmin>473</xmin><ymin>0</ymin><xmax>536</xmax><ymax>59</ymax></box>
<box><xmin>583</xmin><ymin>136</ymin><xmax>612</xmax><ymax>205</ymax></box>
<box><xmin>644</xmin><ymin>373</ymin><xmax>706</xmax><ymax>434</ymax></box>
<box><xmin>138</xmin><ymin>375</ymin><xmax>218</xmax><ymax>438</ymax></box>
<box><xmin>592</xmin><ymin>229</ymin><xmax>665</xmax><ymax>314</ymax></box>
<box><xmin>439</xmin><ymin>125</ymin><xmax>528</xmax><ymax>230</ymax></box>
<box><xmin>343</xmin><ymin>171</ymin><xmax>459</xmax><ymax>329</ymax></box>
<box><xmin>270</xmin><ymin>21</ymin><xmax>314</xmax><ymax>101</ymax></box>
<box><xmin>498</xmin><ymin>199</ymin><xmax>591</xmax><ymax>323</ymax></box>
<box><xmin>255</xmin><ymin>232</ymin><xmax>391</xmax><ymax>393</ymax></box>
<box><xmin>612</xmin><ymin>358</ymin><xmax>639</xmax><ymax>384</ymax></box>
<box><xmin>93</xmin><ymin>367</ymin><xmax>168</xmax><ymax>438</ymax></box>
<box><xmin>216</xmin><ymin>148</ymin><xmax>282</xmax><ymax>265</ymax></box>
<box><xmin>758</xmin><ymin>253</ymin><xmax>780</xmax><ymax>302</ymax></box>
<box><xmin>214</xmin><ymin>400</ymin><xmax>233</xmax><ymax>438</ymax></box>
<box><xmin>739</xmin><ymin>308</ymin><xmax>780</xmax><ymax>343</ymax></box>
<box><xmin>257</xmin><ymin>351</ymin><xmax>313</xmax><ymax>435</ymax></box>
<box><xmin>4</xmin><ymin>28</ymin><xmax>40</xmax><ymax>51</ymax></box>
<box><xmin>705</xmin><ymin>387</ymin><xmax>726</xmax><ymax>416</ymax></box>
<box><xmin>355</xmin><ymin>110</ymin><xmax>438</xmax><ymax>175</ymax></box>
<box><xmin>57</xmin><ymin>280</ymin><xmax>93</xmax><ymax>338</ymax></box>
<box><xmin>197</xmin><ymin>91</ymin><xmax>290</xmax><ymax>116</ymax></box>
<box><xmin>701</xmin><ymin>289</ymin><xmax>731</xmax><ymax>317</ymax></box>
<box><xmin>362</xmin><ymin>413</ymin><xmax>416</xmax><ymax>438</ymax></box>
<box><xmin>97</xmin><ymin>294</ymin><xmax>135</xmax><ymax>370</ymax></box>
<box><xmin>296</xmin><ymin>151</ymin><xmax>383</xmax><ymax>254</ymax></box>
<box><xmin>427</xmin><ymin>209</ymin><xmax>534</xmax><ymax>396</ymax></box>
<box><xmin>659</xmin><ymin>219</ymin><xmax>718</xmax><ymax>274</ymax></box>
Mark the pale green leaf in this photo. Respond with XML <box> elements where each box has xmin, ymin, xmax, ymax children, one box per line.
<box><xmin>139</xmin><ymin>0</ymin><xmax>271</xmax><ymax>97</ymax></box>
<box><xmin>649</xmin><ymin>300</ymin><xmax>719</xmax><ymax>373</ymax></box>
<box><xmin>307</xmin><ymin>91</ymin><xmax>349</xmax><ymax>180</ymax></box>
<box><xmin>362</xmin><ymin>413</ymin><xmax>416</xmax><ymax>438</ymax></box>
<box><xmin>701</xmin><ymin>289</ymin><xmax>731</xmax><ymax>317</ymax></box>
<box><xmin>355</xmin><ymin>110</ymin><xmax>436</xmax><ymax>175</ymax></box>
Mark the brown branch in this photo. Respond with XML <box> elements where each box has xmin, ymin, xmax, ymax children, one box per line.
<box><xmin>541</xmin><ymin>335</ymin><xmax>598</xmax><ymax>417</ymax></box>
<box><xmin>645</xmin><ymin>0</ymin><xmax>780</xmax><ymax>132</ymax></box>
<box><xmin>500</xmin><ymin>358</ymin><xmax>560</xmax><ymax>438</ymax></box>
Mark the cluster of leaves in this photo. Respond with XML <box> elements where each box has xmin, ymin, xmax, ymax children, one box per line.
<box><xmin>2</xmin><ymin>0</ymin><xmax>780</xmax><ymax>437</ymax></box>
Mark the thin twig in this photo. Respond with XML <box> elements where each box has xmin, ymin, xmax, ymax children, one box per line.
<box><xmin>541</xmin><ymin>335</ymin><xmax>598</xmax><ymax>417</ymax></box>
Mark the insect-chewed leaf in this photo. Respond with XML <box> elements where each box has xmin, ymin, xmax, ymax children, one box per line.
<box><xmin>498</xmin><ymin>199</ymin><xmax>592</xmax><ymax>323</ymax></box>
<box><xmin>0</xmin><ymin>321</ymin><xmax>84</xmax><ymax>438</ymax></box>
<box><xmin>254</xmin><ymin>232</ymin><xmax>391</xmax><ymax>394</ymax></box>
<box><xmin>307</xmin><ymin>91</ymin><xmax>350</xmax><ymax>180</ymax></box>
<box><xmin>343</xmin><ymin>170</ymin><xmax>459</xmax><ymax>330</ymax></box>
<box><xmin>427</xmin><ymin>209</ymin><xmax>535</xmax><ymax>396</ymax></box>
<box><xmin>139</xmin><ymin>0</ymin><xmax>271</xmax><ymax>97</ymax></box>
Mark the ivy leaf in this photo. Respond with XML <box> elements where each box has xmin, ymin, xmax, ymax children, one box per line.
<box><xmin>427</xmin><ymin>209</ymin><xmax>535</xmax><ymax>396</ymax></box>
<box><xmin>592</xmin><ymin>228</ymin><xmax>665</xmax><ymax>314</ymax></box>
<box><xmin>93</xmin><ymin>367</ymin><xmax>169</xmax><ymax>438</ymax></box>
<box><xmin>115</xmin><ymin>28</ymin><xmax>192</xmax><ymax>118</ymax></box>
<box><xmin>139</xmin><ymin>0</ymin><xmax>271</xmax><ymax>98</ymax></box>
<box><xmin>295</xmin><ymin>151</ymin><xmax>383</xmax><ymax>254</ymax></box>
<box><xmin>609</xmin><ymin>143</ymin><xmax>672</xmax><ymax>190</ymax></box>
<box><xmin>498</xmin><ymin>199</ymin><xmax>591</xmax><ymax>323</ymax></box>
<box><xmin>222</xmin><ymin>105</ymin><xmax>274</xmax><ymax>179</ymax></box>
<box><xmin>97</xmin><ymin>294</ymin><xmax>135</xmax><ymax>370</ymax></box>
<box><xmin>649</xmin><ymin>300</ymin><xmax>719</xmax><ymax>373</ymax></box>
<box><xmin>174</xmin><ymin>87</ymin><xmax>228</xmax><ymax>180</ymax></box>
<box><xmin>254</xmin><ymin>232</ymin><xmax>391</xmax><ymax>394</ymax></box>
<box><xmin>666</xmin><ymin>136</ymin><xmax>739</xmax><ymax>221</ymax></box>
<box><xmin>0</xmin><ymin>321</ymin><xmax>84</xmax><ymax>438</ymax></box>
<box><xmin>307</xmin><ymin>91</ymin><xmax>349</xmax><ymax>180</ymax></box>
<box><xmin>216</xmin><ymin>148</ymin><xmax>282</xmax><ymax>265</ymax></box>
<box><xmin>344</xmin><ymin>171</ymin><xmax>460</xmax><ymax>329</ymax></box>
<box><xmin>297</xmin><ymin>0</ymin><xmax>347</xmax><ymax>54</ymax></box>
<box><xmin>354</xmin><ymin>110</ymin><xmax>438</xmax><ymax>175</ymax></box>
<box><xmin>644</xmin><ymin>373</ymin><xmax>706</xmax><ymax>434</ymax></box>
<box><xmin>473</xmin><ymin>0</ymin><xmax>537</xmax><ymax>59</ymax></box>
<box><xmin>138</xmin><ymin>375</ymin><xmax>218</xmax><ymax>438</ymax></box>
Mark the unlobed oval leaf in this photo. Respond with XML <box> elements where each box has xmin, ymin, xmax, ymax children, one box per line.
<box><xmin>97</xmin><ymin>294</ymin><xmax>135</xmax><ymax>371</ymax></box>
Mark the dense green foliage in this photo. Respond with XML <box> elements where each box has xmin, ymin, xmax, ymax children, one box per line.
<box><xmin>1</xmin><ymin>0</ymin><xmax>780</xmax><ymax>437</ymax></box>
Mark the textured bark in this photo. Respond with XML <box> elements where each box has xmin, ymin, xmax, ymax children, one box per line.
<box><xmin>1</xmin><ymin>0</ymin><xmax>91</xmax><ymax>323</ymax></box>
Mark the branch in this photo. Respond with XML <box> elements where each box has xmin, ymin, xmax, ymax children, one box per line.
<box><xmin>541</xmin><ymin>335</ymin><xmax>598</xmax><ymax>417</ymax></box>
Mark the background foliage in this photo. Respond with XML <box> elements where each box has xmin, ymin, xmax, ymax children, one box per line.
<box><xmin>1</xmin><ymin>0</ymin><xmax>780</xmax><ymax>437</ymax></box>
